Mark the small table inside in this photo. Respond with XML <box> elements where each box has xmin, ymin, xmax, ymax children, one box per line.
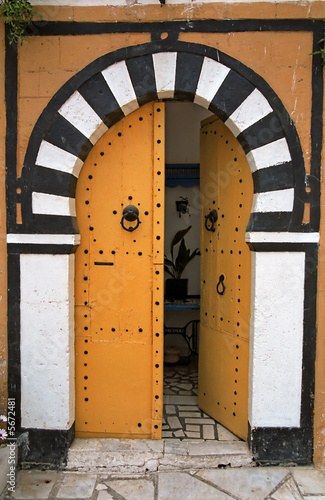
<box><xmin>164</xmin><ymin>298</ymin><xmax>200</xmax><ymax>356</ymax></box>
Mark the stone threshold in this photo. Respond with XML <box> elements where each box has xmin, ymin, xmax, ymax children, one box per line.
<box><xmin>66</xmin><ymin>438</ymin><xmax>254</xmax><ymax>474</ymax></box>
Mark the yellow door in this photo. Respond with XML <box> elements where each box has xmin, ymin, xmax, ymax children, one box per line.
<box><xmin>75</xmin><ymin>102</ymin><xmax>165</xmax><ymax>439</ymax></box>
<box><xmin>198</xmin><ymin>116</ymin><xmax>253</xmax><ymax>440</ymax></box>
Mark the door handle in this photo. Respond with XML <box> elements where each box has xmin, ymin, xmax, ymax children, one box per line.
<box><xmin>216</xmin><ymin>274</ymin><xmax>225</xmax><ymax>295</ymax></box>
<box><xmin>204</xmin><ymin>209</ymin><xmax>218</xmax><ymax>232</ymax></box>
<box><xmin>121</xmin><ymin>205</ymin><xmax>141</xmax><ymax>232</ymax></box>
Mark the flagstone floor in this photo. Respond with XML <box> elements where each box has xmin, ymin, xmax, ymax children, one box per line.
<box><xmin>162</xmin><ymin>356</ymin><xmax>241</xmax><ymax>442</ymax></box>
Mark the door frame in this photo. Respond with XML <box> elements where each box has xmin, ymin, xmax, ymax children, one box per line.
<box><xmin>7</xmin><ymin>41</ymin><xmax>319</xmax><ymax>466</ymax></box>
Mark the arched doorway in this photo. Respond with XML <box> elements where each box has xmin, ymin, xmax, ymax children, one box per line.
<box><xmin>9</xmin><ymin>40</ymin><xmax>318</xmax><ymax>464</ymax></box>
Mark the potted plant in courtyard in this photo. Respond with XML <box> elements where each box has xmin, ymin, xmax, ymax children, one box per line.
<box><xmin>164</xmin><ymin>226</ymin><xmax>199</xmax><ymax>299</ymax></box>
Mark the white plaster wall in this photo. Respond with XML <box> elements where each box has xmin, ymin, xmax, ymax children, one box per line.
<box><xmin>165</xmin><ymin>102</ymin><xmax>212</xmax><ymax>164</ymax></box>
<box><xmin>165</xmin><ymin>185</ymin><xmax>201</xmax><ymax>295</ymax></box>
<box><xmin>164</xmin><ymin>102</ymin><xmax>212</xmax><ymax>297</ymax></box>
<box><xmin>248</xmin><ymin>251</ymin><xmax>305</xmax><ymax>428</ymax></box>
<box><xmin>20</xmin><ymin>254</ymin><xmax>75</xmax><ymax>430</ymax></box>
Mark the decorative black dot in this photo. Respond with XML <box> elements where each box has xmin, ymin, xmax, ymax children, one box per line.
<box><xmin>118</xmin><ymin>132</ymin><xmax>122</xmax><ymax>137</ymax></box>
<box><xmin>100</xmin><ymin>152</ymin><xmax>104</xmax><ymax>156</ymax></box>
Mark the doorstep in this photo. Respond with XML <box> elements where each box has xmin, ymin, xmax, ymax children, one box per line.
<box><xmin>66</xmin><ymin>438</ymin><xmax>254</xmax><ymax>474</ymax></box>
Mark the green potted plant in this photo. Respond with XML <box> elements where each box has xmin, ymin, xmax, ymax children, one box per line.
<box><xmin>164</xmin><ymin>226</ymin><xmax>199</xmax><ymax>299</ymax></box>
<box><xmin>0</xmin><ymin>0</ymin><xmax>40</xmax><ymax>45</ymax></box>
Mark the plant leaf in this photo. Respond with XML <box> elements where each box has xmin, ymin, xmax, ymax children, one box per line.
<box><xmin>170</xmin><ymin>225</ymin><xmax>192</xmax><ymax>260</ymax></box>
<box><xmin>164</xmin><ymin>265</ymin><xmax>175</xmax><ymax>278</ymax></box>
<box><xmin>175</xmin><ymin>238</ymin><xmax>190</xmax><ymax>278</ymax></box>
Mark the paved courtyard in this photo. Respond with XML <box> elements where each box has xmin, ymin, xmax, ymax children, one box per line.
<box><xmin>2</xmin><ymin>466</ymin><xmax>325</xmax><ymax>499</ymax></box>
<box><xmin>162</xmin><ymin>359</ymin><xmax>240</xmax><ymax>441</ymax></box>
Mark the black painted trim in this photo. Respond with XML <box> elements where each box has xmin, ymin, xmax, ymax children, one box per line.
<box><xmin>252</xmin><ymin>162</ymin><xmax>294</xmax><ymax>194</ymax></box>
<box><xmin>31</xmin><ymin>214</ymin><xmax>79</xmax><ymax>234</ymax></box>
<box><xmin>174</xmin><ymin>52</ymin><xmax>203</xmax><ymax>102</ymax></box>
<box><xmin>7</xmin><ymin>243</ymin><xmax>78</xmax><ymax>254</ymax></box>
<box><xmin>33</xmin><ymin>166</ymin><xmax>77</xmax><ymax>198</ymax></box>
<box><xmin>237</xmin><ymin>112</ymin><xmax>284</xmax><ymax>154</ymax></box>
<box><xmin>7</xmin><ymin>253</ymin><xmax>21</xmax><ymax>429</ymax></box>
<box><xmin>5</xmin><ymin>28</ymin><xmax>18</xmax><ymax>233</ymax></box>
<box><xmin>309</xmin><ymin>24</ymin><xmax>324</xmax><ymax>232</ymax></box>
<box><xmin>78</xmin><ymin>72</ymin><xmax>125</xmax><ymax>128</ymax></box>
<box><xmin>209</xmin><ymin>70</ymin><xmax>255</xmax><ymax>122</ymax></box>
<box><xmin>247</xmin><ymin>212</ymin><xmax>292</xmax><ymax>232</ymax></box>
<box><xmin>25</xmin><ymin>19</ymin><xmax>318</xmax><ymax>38</ymax></box>
<box><xmin>247</xmin><ymin>241</ymin><xmax>318</xmax><ymax>253</ymax></box>
<box><xmin>249</xmin><ymin>425</ymin><xmax>312</xmax><ymax>465</ymax></box>
<box><xmin>19</xmin><ymin>423</ymin><xmax>75</xmax><ymax>468</ymax></box>
<box><xmin>126</xmin><ymin>54</ymin><xmax>158</xmax><ymax>107</ymax></box>
<box><xmin>44</xmin><ymin>113</ymin><xmax>93</xmax><ymax>162</ymax></box>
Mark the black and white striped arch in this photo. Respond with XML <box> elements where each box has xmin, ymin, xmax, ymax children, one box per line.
<box><xmin>20</xmin><ymin>41</ymin><xmax>306</xmax><ymax>235</ymax></box>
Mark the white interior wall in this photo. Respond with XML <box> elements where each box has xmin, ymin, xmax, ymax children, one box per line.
<box><xmin>164</xmin><ymin>102</ymin><xmax>212</xmax><ymax>295</ymax></box>
<box><xmin>164</xmin><ymin>102</ymin><xmax>212</xmax><ymax>356</ymax></box>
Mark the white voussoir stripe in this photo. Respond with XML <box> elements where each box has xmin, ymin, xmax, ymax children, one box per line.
<box><xmin>252</xmin><ymin>188</ymin><xmax>294</xmax><ymax>213</ymax></box>
<box><xmin>194</xmin><ymin>57</ymin><xmax>230</xmax><ymax>109</ymax></box>
<box><xmin>225</xmin><ymin>88</ymin><xmax>274</xmax><ymax>137</ymax></box>
<box><xmin>152</xmin><ymin>52</ymin><xmax>177</xmax><ymax>99</ymax></box>
<box><xmin>58</xmin><ymin>91</ymin><xmax>108</xmax><ymax>144</ymax></box>
<box><xmin>246</xmin><ymin>137</ymin><xmax>292</xmax><ymax>173</ymax></box>
<box><xmin>102</xmin><ymin>60</ymin><xmax>139</xmax><ymax>116</ymax></box>
<box><xmin>32</xmin><ymin>192</ymin><xmax>76</xmax><ymax>217</ymax></box>
<box><xmin>36</xmin><ymin>140</ymin><xmax>84</xmax><ymax>178</ymax></box>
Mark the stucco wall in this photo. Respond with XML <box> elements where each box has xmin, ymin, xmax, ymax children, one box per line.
<box><xmin>1</xmin><ymin>0</ymin><xmax>324</xmax><ymax>464</ymax></box>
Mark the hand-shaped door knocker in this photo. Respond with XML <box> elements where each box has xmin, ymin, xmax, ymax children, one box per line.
<box><xmin>121</xmin><ymin>205</ymin><xmax>141</xmax><ymax>232</ymax></box>
<box><xmin>204</xmin><ymin>209</ymin><xmax>218</xmax><ymax>232</ymax></box>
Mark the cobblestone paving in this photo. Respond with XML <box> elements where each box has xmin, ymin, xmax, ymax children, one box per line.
<box><xmin>163</xmin><ymin>358</ymin><xmax>240</xmax><ymax>442</ymax></box>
